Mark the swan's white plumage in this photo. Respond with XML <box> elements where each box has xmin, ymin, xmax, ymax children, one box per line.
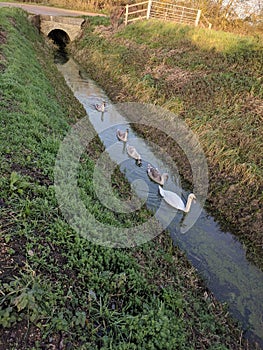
<box><xmin>159</xmin><ymin>186</ymin><xmax>196</xmax><ymax>212</ymax></box>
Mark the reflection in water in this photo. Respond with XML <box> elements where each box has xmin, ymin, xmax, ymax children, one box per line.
<box><xmin>54</xmin><ymin>48</ymin><xmax>69</xmax><ymax>65</ymax></box>
<box><xmin>56</xmin><ymin>57</ymin><xmax>263</xmax><ymax>346</ymax></box>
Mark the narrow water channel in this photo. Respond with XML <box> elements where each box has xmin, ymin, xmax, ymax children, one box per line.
<box><xmin>56</xmin><ymin>55</ymin><xmax>263</xmax><ymax>346</ymax></box>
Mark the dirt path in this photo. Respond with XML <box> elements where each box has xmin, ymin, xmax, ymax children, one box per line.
<box><xmin>0</xmin><ymin>2</ymin><xmax>105</xmax><ymax>17</ymax></box>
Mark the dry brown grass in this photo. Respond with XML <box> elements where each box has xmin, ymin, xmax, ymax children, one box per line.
<box><xmin>22</xmin><ymin>0</ymin><xmax>126</xmax><ymax>11</ymax></box>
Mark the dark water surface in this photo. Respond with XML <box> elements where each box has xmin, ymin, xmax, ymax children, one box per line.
<box><xmin>56</xmin><ymin>56</ymin><xmax>263</xmax><ymax>346</ymax></box>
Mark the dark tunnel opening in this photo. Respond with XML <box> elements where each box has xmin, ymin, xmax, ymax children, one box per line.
<box><xmin>48</xmin><ymin>29</ymin><xmax>70</xmax><ymax>64</ymax></box>
<box><xmin>48</xmin><ymin>29</ymin><xmax>70</xmax><ymax>49</ymax></box>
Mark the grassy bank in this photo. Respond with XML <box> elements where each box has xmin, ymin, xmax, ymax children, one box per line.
<box><xmin>0</xmin><ymin>7</ymin><xmax>260</xmax><ymax>350</ymax></box>
<box><xmin>70</xmin><ymin>18</ymin><xmax>263</xmax><ymax>269</ymax></box>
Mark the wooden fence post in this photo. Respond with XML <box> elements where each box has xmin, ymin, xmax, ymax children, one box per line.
<box><xmin>195</xmin><ymin>9</ymin><xmax>201</xmax><ymax>26</ymax></box>
<box><xmin>125</xmin><ymin>4</ymin><xmax>129</xmax><ymax>25</ymax></box>
<box><xmin>180</xmin><ymin>7</ymin><xmax>185</xmax><ymax>23</ymax></box>
<box><xmin>146</xmin><ymin>0</ymin><xmax>153</xmax><ymax>19</ymax></box>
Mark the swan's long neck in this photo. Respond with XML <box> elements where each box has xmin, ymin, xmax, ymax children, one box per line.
<box><xmin>184</xmin><ymin>195</ymin><xmax>194</xmax><ymax>213</ymax></box>
<box><xmin>161</xmin><ymin>174</ymin><xmax>168</xmax><ymax>184</ymax></box>
<box><xmin>159</xmin><ymin>186</ymin><xmax>165</xmax><ymax>197</ymax></box>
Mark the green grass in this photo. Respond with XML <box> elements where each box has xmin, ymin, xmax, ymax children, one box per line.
<box><xmin>0</xmin><ymin>8</ymin><xmax>259</xmax><ymax>350</ymax></box>
<box><xmin>70</xmin><ymin>18</ymin><xmax>263</xmax><ymax>269</ymax></box>
<box><xmin>117</xmin><ymin>20</ymin><xmax>262</xmax><ymax>53</ymax></box>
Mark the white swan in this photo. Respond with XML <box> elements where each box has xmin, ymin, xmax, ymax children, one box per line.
<box><xmin>95</xmin><ymin>100</ymin><xmax>106</xmax><ymax>112</ymax></box>
<box><xmin>147</xmin><ymin>164</ymin><xmax>168</xmax><ymax>186</ymax></box>
<box><xmin>159</xmin><ymin>186</ymin><xmax>196</xmax><ymax>212</ymax></box>
<box><xmin>116</xmin><ymin>128</ymin><xmax>129</xmax><ymax>142</ymax></box>
<box><xmin>126</xmin><ymin>144</ymin><xmax>141</xmax><ymax>164</ymax></box>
